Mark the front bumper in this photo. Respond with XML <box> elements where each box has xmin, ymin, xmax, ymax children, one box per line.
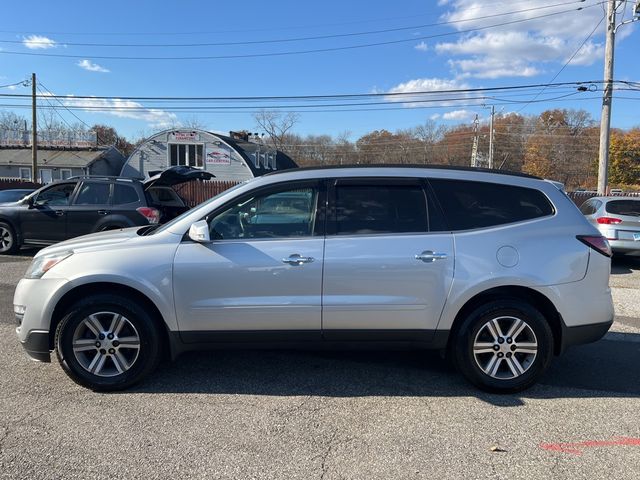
<box><xmin>19</xmin><ymin>329</ymin><xmax>51</xmax><ymax>362</ymax></box>
<box><xmin>560</xmin><ymin>318</ymin><xmax>613</xmax><ymax>353</ymax></box>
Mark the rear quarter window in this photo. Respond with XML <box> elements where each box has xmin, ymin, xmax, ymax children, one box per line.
<box><xmin>429</xmin><ymin>179</ymin><xmax>554</xmax><ymax>231</ymax></box>
<box><xmin>113</xmin><ymin>184</ymin><xmax>140</xmax><ymax>205</ymax></box>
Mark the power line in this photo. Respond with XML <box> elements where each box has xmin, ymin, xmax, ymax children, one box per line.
<box><xmin>516</xmin><ymin>13</ymin><xmax>606</xmax><ymax>113</ymax></box>
<box><xmin>2</xmin><ymin>1</ymin><xmax>591</xmax><ymax>49</ymax></box>
<box><xmin>0</xmin><ymin>0</ymin><xmax>578</xmax><ymax>37</ymax></box>
<box><xmin>0</xmin><ymin>80</ymin><xmax>606</xmax><ymax>102</ymax></box>
<box><xmin>0</xmin><ymin>80</ymin><xmax>27</xmax><ymax>89</ymax></box>
<box><xmin>0</xmin><ymin>4</ymin><xmax>602</xmax><ymax>61</ymax></box>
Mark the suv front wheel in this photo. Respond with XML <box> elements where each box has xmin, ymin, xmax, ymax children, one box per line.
<box><xmin>55</xmin><ymin>294</ymin><xmax>161</xmax><ymax>391</ymax></box>
<box><xmin>452</xmin><ymin>299</ymin><xmax>553</xmax><ymax>393</ymax></box>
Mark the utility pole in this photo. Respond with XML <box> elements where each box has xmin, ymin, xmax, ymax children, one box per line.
<box><xmin>31</xmin><ymin>72</ymin><xmax>38</xmax><ymax>182</ymax></box>
<box><xmin>488</xmin><ymin>105</ymin><xmax>495</xmax><ymax>169</ymax></box>
<box><xmin>597</xmin><ymin>0</ymin><xmax>618</xmax><ymax>195</ymax></box>
<box><xmin>471</xmin><ymin>114</ymin><xmax>479</xmax><ymax>167</ymax></box>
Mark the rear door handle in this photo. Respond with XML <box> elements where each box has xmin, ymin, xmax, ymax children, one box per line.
<box><xmin>97</xmin><ymin>210</ymin><xmax>109</xmax><ymax>215</ymax></box>
<box><xmin>415</xmin><ymin>251</ymin><xmax>448</xmax><ymax>263</ymax></box>
<box><xmin>55</xmin><ymin>210</ymin><xmax>65</xmax><ymax>217</ymax></box>
<box><xmin>282</xmin><ymin>254</ymin><xmax>315</xmax><ymax>266</ymax></box>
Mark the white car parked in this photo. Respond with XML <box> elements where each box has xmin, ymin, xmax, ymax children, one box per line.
<box><xmin>15</xmin><ymin>166</ymin><xmax>614</xmax><ymax>392</ymax></box>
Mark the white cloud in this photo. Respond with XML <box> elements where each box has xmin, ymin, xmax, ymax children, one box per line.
<box><xmin>442</xmin><ymin>109</ymin><xmax>475</xmax><ymax>121</ymax></box>
<box><xmin>414</xmin><ymin>41</ymin><xmax>428</xmax><ymax>52</ymax></box>
<box><xmin>7</xmin><ymin>85</ymin><xmax>17</xmax><ymax>90</ymax></box>
<box><xmin>386</xmin><ymin>77</ymin><xmax>478</xmax><ymax>108</ymax></box>
<box><xmin>22</xmin><ymin>35</ymin><xmax>57</xmax><ymax>50</ymax></box>
<box><xmin>39</xmin><ymin>91</ymin><xmax>177</xmax><ymax>128</ymax></box>
<box><xmin>77</xmin><ymin>59</ymin><xmax>110</xmax><ymax>73</ymax></box>
<box><xmin>430</xmin><ymin>113</ymin><xmax>442</xmax><ymax>120</ymax></box>
<box><xmin>433</xmin><ymin>0</ymin><xmax>614</xmax><ymax>79</ymax></box>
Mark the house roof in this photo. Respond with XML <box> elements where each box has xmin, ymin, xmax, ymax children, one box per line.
<box><xmin>0</xmin><ymin>146</ymin><xmax>115</xmax><ymax>168</ymax></box>
<box><xmin>216</xmin><ymin>134</ymin><xmax>298</xmax><ymax>176</ymax></box>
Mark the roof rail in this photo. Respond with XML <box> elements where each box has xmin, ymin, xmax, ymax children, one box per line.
<box><xmin>262</xmin><ymin>164</ymin><xmax>541</xmax><ymax>180</ymax></box>
<box><xmin>66</xmin><ymin>175</ymin><xmax>140</xmax><ymax>182</ymax></box>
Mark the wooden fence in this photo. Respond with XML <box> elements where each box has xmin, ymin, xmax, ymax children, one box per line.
<box><xmin>172</xmin><ymin>179</ymin><xmax>241</xmax><ymax>207</ymax></box>
<box><xmin>0</xmin><ymin>177</ymin><xmax>42</xmax><ymax>190</ymax></box>
<box><xmin>567</xmin><ymin>191</ymin><xmax>640</xmax><ymax>207</ymax></box>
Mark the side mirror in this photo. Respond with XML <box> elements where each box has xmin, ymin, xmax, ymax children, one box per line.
<box><xmin>26</xmin><ymin>197</ymin><xmax>35</xmax><ymax>209</ymax></box>
<box><xmin>188</xmin><ymin>220</ymin><xmax>211</xmax><ymax>243</ymax></box>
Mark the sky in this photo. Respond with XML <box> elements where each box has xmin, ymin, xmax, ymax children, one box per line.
<box><xmin>0</xmin><ymin>0</ymin><xmax>639</xmax><ymax>141</ymax></box>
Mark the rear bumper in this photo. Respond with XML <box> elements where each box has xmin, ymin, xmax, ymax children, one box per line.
<box><xmin>560</xmin><ymin>319</ymin><xmax>613</xmax><ymax>353</ymax></box>
<box><xmin>609</xmin><ymin>239</ymin><xmax>640</xmax><ymax>254</ymax></box>
<box><xmin>18</xmin><ymin>329</ymin><xmax>51</xmax><ymax>362</ymax></box>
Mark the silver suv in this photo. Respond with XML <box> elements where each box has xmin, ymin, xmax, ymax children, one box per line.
<box><xmin>14</xmin><ymin>166</ymin><xmax>614</xmax><ymax>392</ymax></box>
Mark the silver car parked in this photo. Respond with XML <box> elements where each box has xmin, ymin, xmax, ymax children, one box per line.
<box><xmin>14</xmin><ymin>166</ymin><xmax>614</xmax><ymax>393</ymax></box>
<box><xmin>580</xmin><ymin>196</ymin><xmax>640</xmax><ymax>255</ymax></box>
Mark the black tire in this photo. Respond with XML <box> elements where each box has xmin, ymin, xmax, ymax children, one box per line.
<box><xmin>0</xmin><ymin>221</ymin><xmax>19</xmax><ymax>255</ymax></box>
<box><xmin>451</xmin><ymin>299</ymin><xmax>553</xmax><ymax>393</ymax></box>
<box><xmin>55</xmin><ymin>294</ymin><xmax>161</xmax><ymax>391</ymax></box>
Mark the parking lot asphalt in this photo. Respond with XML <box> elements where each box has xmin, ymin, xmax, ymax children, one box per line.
<box><xmin>1</xmin><ymin>252</ymin><xmax>639</xmax><ymax>479</ymax></box>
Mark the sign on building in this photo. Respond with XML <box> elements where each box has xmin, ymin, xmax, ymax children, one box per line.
<box><xmin>206</xmin><ymin>145</ymin><xmax>232</xmax><ymax>165</ymax></box>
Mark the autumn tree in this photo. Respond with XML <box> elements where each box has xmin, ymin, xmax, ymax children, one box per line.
<box><xmin>91</xmin><ymin>124</ymin><xmax>135</xmax><ymax>156</ymax></box>
<box><xmin>608</xmin><ymin>128</ymin><xmax>640</xmax><ymax>187</ymax></box>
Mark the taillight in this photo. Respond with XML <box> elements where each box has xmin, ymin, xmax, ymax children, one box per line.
<box><xmin>596</xmin><ymin>217</ymin><xmax>622</xmax><ymax>225</ymax></box>
<box><xmin>136</xmin><ymin>207</ymin><xmax>160</xmax><ymax>224</ymax></box>
<box><xmin>576</xmin><ymin>235</ymin><xmax>612</xmax><ymax>258</ymax></box>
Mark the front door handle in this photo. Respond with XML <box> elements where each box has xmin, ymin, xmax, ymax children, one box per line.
<box><xmin>415</xmin><ymin>251</ymin><xmax>448</xmax><ymax>263</ymax></box>
<box><xmin>97</xmin><ymin>210</ymin><xmax>109</xmax><ymax>215</ymax></box>
<box><xmin>55</xmin><ymin>210</ymin><xmax>65</xmax><ymax>217</ymax></box>
<box><xmin>282</xmin><ymin>254</ymin><xmax>315</xmax><ymax>266</ymax></box>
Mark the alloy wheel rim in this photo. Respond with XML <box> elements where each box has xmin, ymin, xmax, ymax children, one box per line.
<box><xmin>472</xmin><ymin>316</ymin><xmax>538</xmax><ymax>380</ymax></box>
<box><xmin>71</xmin><ymin>311</ymin><xmax>141</xmax><ymax>377</ymax></box>
<box><xmin>0</xmin><ymin>227</ymin><xmax>12</xmax><ymax>252</ymax></box>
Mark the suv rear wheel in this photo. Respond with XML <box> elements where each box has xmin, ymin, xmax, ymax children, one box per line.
<box><xmin>55</xmin><ymin>294</ymin><xmax>161</xmax><ymax>391</ymax></box>
<box><xmin>452</xmin><ymin>299</ymin><xmax>553</xmax><ymax>393</ymax></box>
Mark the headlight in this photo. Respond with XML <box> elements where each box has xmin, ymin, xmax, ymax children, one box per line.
<box><xmin>25</xmin><ymin>251</ymin><xmax>73</xmax><ymax>279</ymax></box>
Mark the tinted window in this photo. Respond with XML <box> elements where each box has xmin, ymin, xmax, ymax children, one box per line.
<box><xmin>209</xmin><ymin>187</ymin><xmax>318</xmax><ymax>240</ymax></box>
<box><xmin>429</xmin><ymin>179</ymin><xmax>554</xmax><ymax>230</ymax></box>
<box><xmin>606</xmin><ymin>200</ymin><xmax>640</xmax><ymax>217</ymax></box>
<box><xmin>113</xmin><ymin>184</ymin><xmax>140</xmax><ymax>205</ymax></box>
<box><xmin>75</xmin><ymin>182</ymin><xmax>111</xmax><ymax>205</ymax></box>
<box><xmin>334</xmin><ymin>183</ymin><xmax>428</xmax><ymax>235</ymax></box>
<box><xmin>36</xmin><ymin>183</ymin><xmax>76</xmax><ymax>206</ymax></box>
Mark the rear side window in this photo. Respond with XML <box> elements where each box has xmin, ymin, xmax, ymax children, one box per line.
<box><xmin>333</xmin><ymin>183</ymin><xmax>428</xmax><ymax>235</ymax></box>
<box><xmin>113</xmin><ymin>184</ymin><xmax>140</xmax><ymax>205</ymax></box>
<box><xmin>579</xmin><ymin>200</ymin><xmax>597</xmax><ymax>215</ymax></box>
<box><xmin>606</xmin><ymin>200</ymin><xmax>640</xmax><ymax>217</ymax></box>
<box><xmin>429</xmin><ymin>179</ymin><xmax>554</xmax><ymax>231</ymax></box>
<box><xmin>74</xmin><ymin>182</ymin><xmax>111</xmax><ymax>206</ymax></box>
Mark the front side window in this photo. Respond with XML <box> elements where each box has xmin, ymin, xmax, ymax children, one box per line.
<box><xmin>333</xmin><ymin>183</ymin><xmax>429</xmax><ymax>235</ymax></box>
<box><xmin>169</xmin><ymin>144</ymin><xmax>204</xmax><ymax>168</ymax></box>
<box><xmin>74</xmin><ymin>182</ymin><xmax>111</xmax><ymax>206</ymax></box>
<box><xmin>209</xmin><ymin>186</ymin><xmax>318</xmax><ymax>240</ymax></box>
<box><xmin>429</xmin><ymin>179</ymin><xmax>554</xmax><ymax>231</ymax></box>
<box><xmin>36</xmin><ymin>183</ymin><xmax>76</xmax><ymax>206</ymax></box>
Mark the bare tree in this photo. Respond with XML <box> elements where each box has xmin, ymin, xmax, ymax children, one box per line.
<box><xmin>253</xmin><ymin>110</ymin><xmax>300</xmax><ymax>151</ymax></box>
<box><xmin>180</xmin><ymin>116</ymin><xmax>208</xmax><ymax>130</ymax></box>
<box><xmin>0</xmin><ymin>111</ymin><xmax>28</xmax><ymax>130</ymax></box>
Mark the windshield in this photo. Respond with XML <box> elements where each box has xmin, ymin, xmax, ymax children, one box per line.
<box><xmin>606</xmin><ymin>199</ymin><xmax>640</xmax><ymax>217</ymax></box>
<box><xmin>142</xmin><ymin>180</ymin><xmax>252</xmax><ymax>236</ymax></box>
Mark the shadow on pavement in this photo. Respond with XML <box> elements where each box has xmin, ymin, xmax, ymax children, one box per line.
<box><xmin>611</xmin><ymin>254</ymin><xmax>640</xmax><ymax>275</ymax></box>
<box><xmin>129</xmin><ymin>330</ymin><xmax>640</xmax><ymax>405</ymax></box>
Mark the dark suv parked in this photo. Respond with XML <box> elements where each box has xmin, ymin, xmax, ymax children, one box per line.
<box><xmin>0</xmin><ymin>166</ymin><xmax>212</xmax><ymax>254</ymax></box>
